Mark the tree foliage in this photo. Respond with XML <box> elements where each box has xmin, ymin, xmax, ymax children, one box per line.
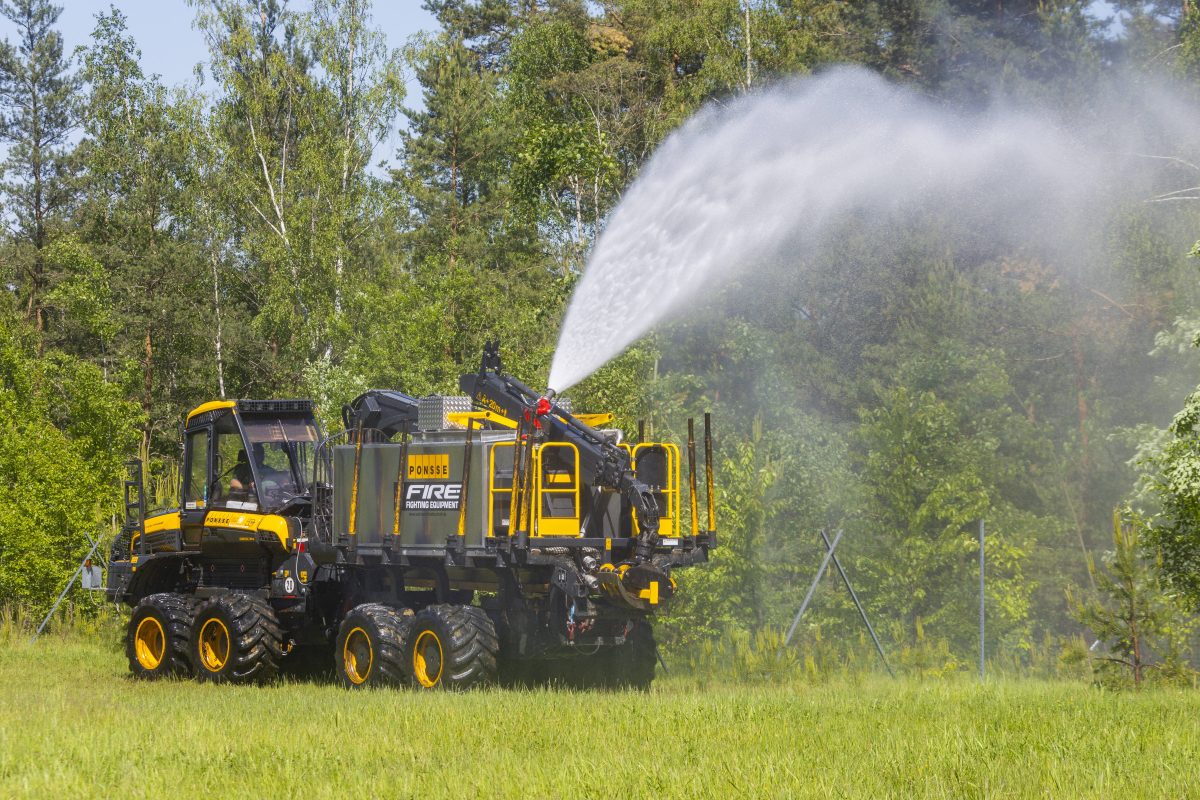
<box><xmin>2</xmin><ymin>0</ymin><xmax>1200</xmax><ymax>679</ymax></box>
<box><xmin>0</xmin><ymin>309</ymin><xmax>139</xmax><ymax>606</ymax></box>
<box><xmin>1069</xmin><ymin>510</ymin><xmax>1194</xmax><ymax>688</ymax></box>
<box><xmin>0</xmin><ymin>0</ymin><xmax>78</xmax><ymax>335</ymax></box>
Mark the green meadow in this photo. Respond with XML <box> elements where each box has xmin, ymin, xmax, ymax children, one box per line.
<box><xmin>2</xmin><ymin>632</ymin><xmax>1197</xmax><ymax>799</ymax></box>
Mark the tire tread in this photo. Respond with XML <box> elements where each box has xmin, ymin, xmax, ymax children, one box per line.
<box><xmin>336</xmin><ymin>603</ymin><xmax>412</xmax><ymax>688</ymax></box>
<box><xmin>127</xmin><ymin>592</ymin><xmax>194</xmax><ymax>679</ymax></box>
<box><xmin>409</xmin><ymin>604</ymin><xmax>498</xmax><ymax>689</ymax></box>
<box><xmin>190</xmin><ymin>593</ymin><xmax>283</xmax><ymax>684</ymax></box>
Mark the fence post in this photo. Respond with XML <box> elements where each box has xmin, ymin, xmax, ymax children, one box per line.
<box><xmin>979</xmin><ymin>518</ymin><xmax>985</xmax><ymax>681</ymax></box>
<box><xmin>32</xmin><ymin>534</ymin><xmax>103</xmax><ymax>643</ymax></box>
<box><xmin>783</xmin><ymin>528</ymin><xmax>843</xmax><ymax>648</ymax></box>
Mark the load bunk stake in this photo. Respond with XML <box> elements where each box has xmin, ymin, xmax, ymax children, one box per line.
<box><xmin>392</xmin><ymin>422</ymin><xmax>410</xmax><ymax>546</ymax></box>
<box><xmin>455</xmin><ymin>418</ymin><xmax>476</xmax><ymax>550</ymax></box>
<box><xmin>704</xmin><ymin>412</ymin><xmax>715</xmax><ymax>534</ymax></box>
<box><xmin>349</xmin><ymin>417</ymin><xmax>364</xmax><ymax>561</ymax></box>
<box><xmin>687</xmin><ymin>418</ymin><xmax>700</xmax><ymax>537</ymax></box>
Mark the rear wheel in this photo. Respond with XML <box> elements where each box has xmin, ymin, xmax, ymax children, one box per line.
<box><xmin>189</xmin><ymin>594</ymin><xmax>283</xmax><ymax>684</ymax></box>
<box><xmin>407</xmin><ymin>604</ymin><xmax>498</xmax><ymax>690</ymax></box>
<box><xmin>127</xmin><ymin>593</ymin><xmax>193</xmax><ymax>679</ymax></box>
<box><xmin>526</xmin><ymin>622</ymin><xmax>658</xmax><ymax>691</ymax></box>
<box><xmin>335</xmin><ymin>604</ymin><xmax>412</xmax><ymax>689</ymax></box>
<box><xmin>608</xmin><ymin>619</ymin><xmax>657</xmax><ymax>691</ymax></box>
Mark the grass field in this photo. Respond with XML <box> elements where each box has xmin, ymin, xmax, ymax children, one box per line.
<box><xmin>2</xmin><ymin>633</ymin><xmax>1198</xmax><ymax>799</ymax></box>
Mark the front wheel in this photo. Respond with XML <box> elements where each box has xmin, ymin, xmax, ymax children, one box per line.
<box><xmin>127</xmin><ymin>593</ymin><xmax>193</xmax><ymax>679</ymax></box>
<box><xmin>407</xmin><ymin>604</ymin><xmax>498</xmax><ymax>690</ymax></box>
<box><xmin>335</xmin><ymin>604</ymin><xmax>412</xmax><ymax>689</ymax></box>
<box><xmin>189</xmin><ymin>594</ymin><xmax>283</xmax><ymax>684</ymax></box>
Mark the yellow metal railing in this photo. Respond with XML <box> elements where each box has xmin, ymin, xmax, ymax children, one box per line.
<box><xmin>633</xmin><ymin>442</ymin><xmax>681</xmax><ymax>537</ymax></box>
<box><xmin>488</xmin><ymin>440</ymin><xmax>584</xmax><ymax>537</ymax></box>
<box><xmin>488</xmin><ymin>441</ymin><xmax>515</xmax><ymax>537</ymax></box>
<box><xmin>485</xmin><ymin>438</ymin><xmax>680</xmax><ymax>539</ymax></box>
<box><xmin>534</xmin><ymin>442</ymin><xmax>581</xmax><ymax>536</ymax></box>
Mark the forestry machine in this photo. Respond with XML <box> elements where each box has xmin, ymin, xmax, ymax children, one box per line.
<box><xmin>107</xmin><ymin>342</ymin><xmax>717</xmax><ymax>690</ymax></box>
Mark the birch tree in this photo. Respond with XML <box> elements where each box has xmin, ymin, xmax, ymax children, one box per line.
<box><xmin>193</xmin><ymin>0</ymin><xmax>402</xmax><ymax>390</ymax></box>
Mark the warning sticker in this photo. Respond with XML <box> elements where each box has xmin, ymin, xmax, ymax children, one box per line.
<box><xmin>403</xmin><ymin>481</ymin><xmax>462</xmax><ymax>513</ymax></box>
<box><xmin>407</xmin><ymin>453</ymin><xmax>451</xmax><ymax>480</ymax></box>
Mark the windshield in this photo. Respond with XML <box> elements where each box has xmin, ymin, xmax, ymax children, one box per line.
<box><xmin>241</xmin><ymin>416</ymin><xmax>318</xmax><ymax>507</ymax></box>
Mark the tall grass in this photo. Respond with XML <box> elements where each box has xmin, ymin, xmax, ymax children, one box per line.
<box><xmin>0</xmin><ymin>600</ymin><xmax>125</xmax><ymax>645</ymax></box>
<box><xmin>668</xmin><ymin>624</ymin><xmax>1092</xmax><ymax>686</ymax></box>
<box><xmin>2</xmin><ymin>634</ymin><xmax>1198</xmax><ymax>799</ymax></box>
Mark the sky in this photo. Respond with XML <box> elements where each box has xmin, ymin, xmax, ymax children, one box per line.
<box><xmin>0</xmin><ymin>1</ymin><xmax>438</xmax><ymax>165</ymax></box>
<box><xmin>30</xmin><ymin>1</ymin><xmax>438</xmax><ymax>90</ymax></box>
<box><xmin>0</xmin><ymin>0</ymin><xmax>1139</xmax><ymax>167</ymax></box>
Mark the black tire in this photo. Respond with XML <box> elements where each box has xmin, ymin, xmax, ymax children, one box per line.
<box><xmin>189</xmin><ymin>593</ymin><xmax>283</xmax><ymax>684</ymax></box>
<box><xmin>406</xmin><ymin>604</ymin><xmax>498</xmax><ymax>690</ymax></box>
<box><xmin>608</xmin><ymin>620</ymin><xmax>657</xmax><ymax>691</ymax></box>
<box><xmin>335</xmin><ymin>604</ymin><xmax>412</xmax><ymax>689</ymax></box>
<box><xmin>127</xmin><ymin>593</ymin><xmax>193</xmax><ymax>679</ymax></box>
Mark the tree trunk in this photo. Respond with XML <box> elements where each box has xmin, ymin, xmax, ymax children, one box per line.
<box><xmin>1128</xmin><ymin>551</ymin><xmax>1142</xmax><ymax>689</ymax></box>
<box><xmin>209</xmin><ymin>245</ymin><xmax>227</xmax><ymax>399</ymax></box>
<box><xmin>449</xmin><ymin>135</ymin><xmax>460</xmax><ymax>270</ymax></box>
<box><xmin>744</xmin><ymin>2</ymin><xmax>752</xmax><ymax>90</ymax></box>
<box><xmin>142</xmin><ymin>329</ymin><xmax>154</xmax><ymax>455</ymax></box>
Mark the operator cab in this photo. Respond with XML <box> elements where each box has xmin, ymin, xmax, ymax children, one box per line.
<box><xmin>182</xmin><ymin>400</ymin><xmax>320</xmax><ymax>515</ymax></box>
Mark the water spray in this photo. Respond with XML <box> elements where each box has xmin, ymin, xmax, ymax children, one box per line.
<box><xmin>547</xmin><ymin>67</ymin><xmax>1200</xmax><ymax>391</ymax></box>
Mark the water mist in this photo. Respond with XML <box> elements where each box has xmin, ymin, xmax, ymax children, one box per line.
<box><xmin>547</xmin><ymin>66</ymin><xmax>1200</xmax><ymax>392</ymax></box>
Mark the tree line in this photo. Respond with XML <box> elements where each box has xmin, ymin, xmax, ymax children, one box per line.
<box><xmin>5</xmin><ymin>0</ymin><xmax>1200</xmax><ymax>681</ymax></box>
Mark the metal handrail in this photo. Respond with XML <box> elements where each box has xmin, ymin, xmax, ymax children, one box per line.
<box><xmin>311</xmin><ymin>427</ymin><xmax>389</xmax><ymax>543</ymax></box>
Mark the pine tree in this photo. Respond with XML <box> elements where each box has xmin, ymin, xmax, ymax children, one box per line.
<box><xmin>1069</xmin><ymin>510</ymin><xmax>1193</xmax><ymax>689</ymax></box>
<box><xmin>399</xmin><ymin>32</ymin><xmax>512</xmax><ymax>273</ymax></box>
<box><xmin>864</xmin><ymin>0</ymin><xmax>1099</xmax><ymax>106</ymax></box>
<box><xmin>382</xmin><ymin>25</ymin><xmax>548</xmax><ymax>390</ymax></box>
<box><xmin>76</xmin><ymin>9</ymin><xmax>210</xmax><ymax>454</ymax></box>
<box><xmin>0</xmin><ymin>0</ymin><xmax>78</xmax><ymax>338</ymax></box>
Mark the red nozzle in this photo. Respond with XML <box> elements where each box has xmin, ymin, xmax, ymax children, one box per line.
<box><xmin>535</xmin><ymin>397</ymin><xmax>552</xmax><ymax>416</ymax></box>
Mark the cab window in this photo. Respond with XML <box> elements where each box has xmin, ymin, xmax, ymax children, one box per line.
<box><xmin>183</xmin><ymin>430</ymin><xmax>209</xmax><ymax>508</ymax></box>
<box><xmin>213</xmin><ymin>413</ymin><xmax>256</xmax><ymax>508</ymax></box>
<box><xmin>241</xmin><ymin>416</ymin><xmax>318</xmax><ymax>505</ymax></box>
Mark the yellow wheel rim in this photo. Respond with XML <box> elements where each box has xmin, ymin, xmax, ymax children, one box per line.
<box><xmin>343</xmin><ymin>627</ymin><xmax>373</xmax><ymax>685</ymax></box>
<box><xmin>134</xmin><ymin>616</ymin><xmax>166</xmax><ymax>670</ymax></box>
<box><xmin>412</xmin><ymin>629</ymin><xmax>443</xmax><ymax>688</ymax></box>
<box><xmin>198</xmin><ymin>617</ymin><xmax>231</xmax><ymax>672</ymax></box>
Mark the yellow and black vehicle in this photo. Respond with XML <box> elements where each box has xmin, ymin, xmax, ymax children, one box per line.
<box><xmin>109</xmin><ymin>342</ymin><xmax>717</xmax><ymax>690</ymax></box>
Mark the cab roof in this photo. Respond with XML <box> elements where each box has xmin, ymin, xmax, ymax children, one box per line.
<box><xmin>185</xmin><ymin>400</ymin><xmax>235</xmax><ymax>423</ymax></box>
<box><xmin>185</xmin><ymin>399</ymin><xmax>314</xmax><ymax>424</ymax></box>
